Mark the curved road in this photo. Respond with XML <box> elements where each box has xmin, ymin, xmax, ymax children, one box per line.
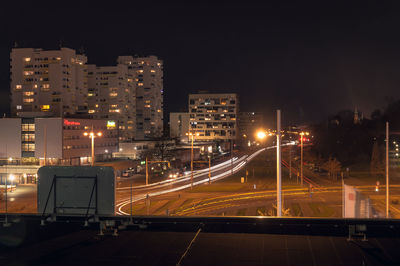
<box><xmin>116</xmin><ymin>147</ymin><xmax>271</xmax><ymax>215</ymax></box>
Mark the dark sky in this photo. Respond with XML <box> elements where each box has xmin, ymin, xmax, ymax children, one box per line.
<box><xmin>1</xmin><ymin>1</ymin><xmax>400</xmax><ymax>127</ymax></box>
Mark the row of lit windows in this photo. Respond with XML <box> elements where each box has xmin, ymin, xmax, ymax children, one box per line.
<box><xmin>22</xmin><ymin>124</ymin><xmax>35</xmax><ymax>131</ymax></box>
<box><xmin>22</xmin><ymin>143</ymin><xmax>35</xmax><ymax>152</ymax></box>
<box><xmin>22</xmin><ymin>133</ymin><xmax>35</xmax><ymax>142</ymax></box>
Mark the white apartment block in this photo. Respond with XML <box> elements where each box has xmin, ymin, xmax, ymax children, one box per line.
<box><xmin>11</xmin><ymin>47</ymin><xmax>88</xmax><ymax>117</ymax></box>
<box><xmin>189</xmin><ymin>93</ymin><xmax>238</xmax><ymax>141</ymax></box>
<box><xmin>87</xmin><ymin>64</ymin><xmax>135</xmax><ymax>141</ymax></box>
<box><xmin>118</xmin><ymin>55</ymin><xmax>163</xmax><ymax>140</ymax></box>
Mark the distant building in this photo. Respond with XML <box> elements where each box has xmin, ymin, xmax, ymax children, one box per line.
<box><xmin>118</xmin><ymin>55</ymin><xmax>164</xmax><ymax>140</ymax></box>
<box><xmin>238</xmin><ymin>112</ymin><xmax>264</xmax><ymax>141</ymax></box>
<box><xmin>87</xmin><ymin>64</ymin><xmax>135</xmax><ymax>141</ymax></box>
<box><xmin>10</xmin><ymin>47</ymin><xmax>88</xmax><ymax>117</ymax></box>
<box><xmin>188</xmin><ymin>93</ymin><xmax>238</xmax><ymax>142</ymax></box>
<box><xmin>0</xmin><ymin>117</ymin><xmax>118</xmax><ymax>165</ymax></box>
<box><xmin>169</xmin><ymin>112</ymin><xmax>190</xmax><ymax>141</ymax></box>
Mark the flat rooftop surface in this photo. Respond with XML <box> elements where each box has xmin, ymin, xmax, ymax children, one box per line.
<box><xmin>1</xmin><ymin>229</ymin><xmax>399</xmax><ymax>265</ymax></box>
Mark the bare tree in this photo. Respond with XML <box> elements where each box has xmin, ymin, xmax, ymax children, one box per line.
<box><xmin>322</xmin><ymin>157</ymin><xmax>342</xmax><ymax>181</ymax></box>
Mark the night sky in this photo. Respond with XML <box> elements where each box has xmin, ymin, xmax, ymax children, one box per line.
<box><xmin>1</xmin><ymin>1</ymin><xmax>400</xmax><ymax>126</ymax></box>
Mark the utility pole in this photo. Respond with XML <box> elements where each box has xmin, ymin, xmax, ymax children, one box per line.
<box><xmin>386</xmin><ymin>121</ymin><xmax>390</xmax><ymax>218</ymax></box>
<box><xmin>300</xmin><ymin>133</ymin><xmax>304</xmax><ymax>186</ymax></box>
<box><xmin>208</xmin><ymin>157</ymin><xmax>211</xmax><ymax>184</ymax></box>
<box><xmin>191</xmin><ymin>134</ymin><xmax>194</xmax><ymax>190</ymax></box>
<box><xmin>231</xmin><ymin>139</ymin><xmax>233</xmax><ymax>176</ymax></box>
<box><xmin>276</xmin><ymin>110</ymin><xmax>282</xmax><ymax>217</ymax></box>
<box><xmin>146</xmin><ymin>157</ymin><xmax>149</xmax><ymax>186</ymax></box>
<box><xmin>44</xmin><ymin>124</ymin><xmax>47</xmax><ymax>166</ymax></box>
<box><xmin>289</xmin><ymin>145</ymin><xmax>292</xmax><ymax>179</ymax></box>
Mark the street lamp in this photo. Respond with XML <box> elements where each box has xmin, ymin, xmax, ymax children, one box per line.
<box><xmin>299</xmin><ymin>131</ymin><xmax>309</xmax><ymax>186</ymax></box>
<box><xmin>256</xmin><ymin>131</ymin><xmax>266</xmax><ymax>140</ymax></box>
<box><xmin>9</xmin><ymin>174</ymin><xmax>15</xmax><ymax>192</ymax></box>
<box><xmin>186</xmin><ymin>131</ymin><xmax>199</xmax><ymax>189</ymax></box>
<box><xmin>83</xmin><ymin>127</ymin><xmax>102</xmax><ymax>166</ymax></box>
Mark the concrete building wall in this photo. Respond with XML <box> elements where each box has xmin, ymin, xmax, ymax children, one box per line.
<box><xmin>10</xmin><ymin>47</ymin><xmax>88</xmax><ymax>117</ymax></box>
<box><xmin>0</xmin><ymin>118</ymin><xmax>21</xmax><ymax>158</ymax></box>
<box><xmin>170</xmin><ymin>112</ymin><xmax>189</xmax><ymax>140</ymax></box>
<box><xmin>118</xmin><ymin>55</ymin><xmax>163</xmax><ymax>140</ymax></box>
<box><xmin>87</xmin><ymin>64</ymin><xmax>135</xmax><ymax>141</ymax></box>
<box><xmin>34</xmin><ymin>118</ymin><xmax>63</xmax><ymax>159</ymax></box>
<box><xmin>188</xmin><ymin>93</ymin><xmax>238</xmax><ymax>141</ymax></box>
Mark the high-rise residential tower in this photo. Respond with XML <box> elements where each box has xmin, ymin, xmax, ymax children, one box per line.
<box><xmin>118</xmin><ymin>55</ymin><xmax>163</xmax><ymax>140</ymax></box>
<box><xmin>10</xmin><ymin>47</ymin><xmax>88</xmax><ymax>117</ymax></box>
<box><xmin>86</xmin><ymin>64</ymin><xmax>135</xmax><ymax>141</ymax></box>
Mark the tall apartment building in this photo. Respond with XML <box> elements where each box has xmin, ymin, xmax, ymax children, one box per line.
<box><xmin>188</xmin><ymin>93</ymin><xmax>238</xmax><ymax>141</ymax></box>
<box><xmin>10</xmin><ymin>47</ymin><xmax>88</xmax><ymax>117</ymax></box>
<box><xmin>118</xmin><ymin>55</ymin><xmax>163</xmax><ymax>140</ymax></box>
<box><xmin>87</xmin><ymin>64</ymin><xmax>135</xmax><ymax>141</ymax></box>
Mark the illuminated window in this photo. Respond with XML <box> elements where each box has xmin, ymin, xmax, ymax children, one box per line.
<box><xmin>109</xmin><ymin>109</ymin><xmax>120</xmax><ymax>113</ymax></box>
<box><xmin>22</xmin><ymin>133</ymin><xmax>35</xmax><ymax>142</ymax></box>
<box><xmin>151</xmin><ymin>69</ymin><xmax>156</xmax><ymax>73</ymax></box>
<box><xmin>137</xmin><ymin>70</ymin><xmax>144</xmax><ymax>73</ymax></box>
<box><xmin>127</xmin><ymin>78</ymin><xmax>133</xmax><ymax>82</ymax></box>
<box><xmin>110</xmin><ymin>104</ymin><xmax>118</xmax><ymax>108</ymax></box>
<box><xmin>16</xmin><ymin>105</ymin><xmax>22</xmax><ymax>110</ymax></box>
<box><xmin>144</xmin><ymin>104</ymin><xmax>151</xmax><ymax>108</ymax></box>
<box><xmin>22</xmin><ymin>143</ymin><xmax>35</xmax><ymax>151</ymax></box>
<box><xmin>88</xmin><ymin>109</ymin><xmax>95</xmax><ymax>114</ymax></box>
<box><xmin>145</xmin><ymin>100</ymin><xmax>150</xmax><ymax>103</ymax></box>
<box><xmin>33</xmin><ymin>84</ymin><xmax>38</xmax><ymax>89</ymax></box>
<box><xmin>138</xmin><ymin>83</ymin><xmax>143</xmax><ymax>86</ymax></box>
<box><xmin>88</xmin><ymin>93</ymin><xmax>94</xmax><ymax>97</ymax></box>
<box><xmin>15</xmin><ymin>85</ymin><xmax>22</xmax><ymax>90</ymax></box>
<box><xmin>23</xmin><ymin>91</ymin><xmax>34</xmax><ymax>96</ymax></box>
<box><xmin>24</xmin><ymin>57</ymin><xmax>31</xmax><ymax>62</ymax></box>
<box><xmin>23</xmin><ymin>98</ymin><xmax>34</xmax><ymax>103</ymax></box>
<box><xmin>109</xmin><ymin>92</ymin><xmax>118</xmax><ymax>97</ymax></box>
<box><xmin>56</xmin><ymin>57</ymin><xmax>61</xmax><ymax>61</ymax></box>
<box><xmin>95</xmin><ymin>104</ymin><xmax>99</xmax><ymax>108</ymax></box>
<box><xmin>157</xmin><ymin>109</ymin><xmax>161</xmax><ymax>113</ymax></box>
<box><xmin>23</xmin><ymin>71</ymin><xmax>34</xmax><ymax>76</ymax></box>
<box><xmin>40</xmin><ymin>105</ymin><xmax>50</xmax><ymax>111</ymax></box>
<box><xmin>21</xmin><ymin>123</ymin><xmax>35</xmax><ymax>131</ymax></box>
<box><xmin>157</xmin><ymin>63</ymin><xmax>161</xmax><ymax>66</ymax></box>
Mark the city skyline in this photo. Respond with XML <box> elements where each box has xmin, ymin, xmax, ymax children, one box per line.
<box><xmin>2</xmin><ymin>2</ymin><xmax>400</xmax><ymax>126</ymax></box>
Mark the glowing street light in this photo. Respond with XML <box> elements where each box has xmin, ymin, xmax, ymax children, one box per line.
<box><xmin>256</xmin><ymin>131</ymin><xmax>267</xmax><ymax>140</ymax></box>
<box><xmin>83</xmin><ymin>127</ymin><xmax>103</xmax><ymax>166</ymax></box>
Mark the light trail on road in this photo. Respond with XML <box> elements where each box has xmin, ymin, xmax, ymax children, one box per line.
<box><xmin>116</xmin><ymin>148</ymin><xmax>268</xmax><ymax>215</ymax></box>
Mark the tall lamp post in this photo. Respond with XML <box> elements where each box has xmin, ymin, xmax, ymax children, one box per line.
<box><xmin>83</xmin><ymin>127</ymin><xmax>102</xmax><ymax>166</ymax></box>
<box><xmin>299</xmin><ymin>131</ymin><xmax>309</xmax><ymax>186</ymax></box>
<box><xmin>186</xmin><ymin>131</ymin><xmax>199</xmax><ymax>190</ymax></box>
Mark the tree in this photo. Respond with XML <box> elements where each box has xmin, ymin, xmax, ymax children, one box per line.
<box><xmin>370</xmin><ymin>141</ymin><xmax>385</xmax><ymax>177</ymax></box>
<box><xmin>322</xmin><ymin>157</ymin><xmax>342</xmax><ymax>181</ymax></box>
